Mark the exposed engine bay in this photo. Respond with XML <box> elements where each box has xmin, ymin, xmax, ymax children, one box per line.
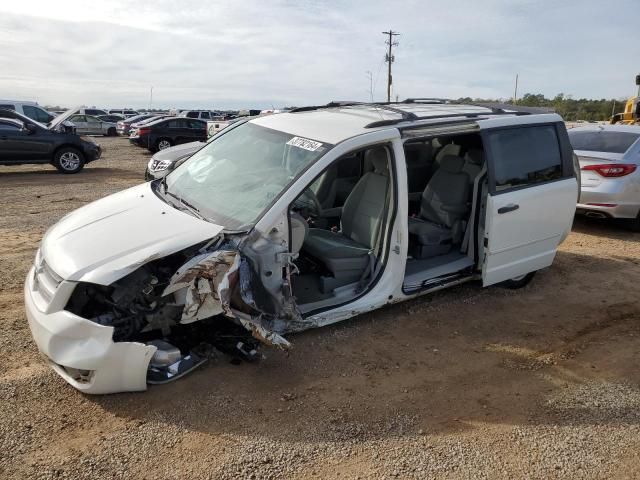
<box><xmin>64</xmin><ymin>239</ymin><xmax>291</xmax><ymax>384</ymax></box>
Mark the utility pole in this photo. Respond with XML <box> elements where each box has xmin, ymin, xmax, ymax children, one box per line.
<box><xmin>382</xmin><ymin>30</ymin><xmax>400</xmax><ymax>102</ymax></box>
<box><xmin>149</xmin><ymin>86</ymin><xmax>154</xmax><ymax>110</ymax></box>
<box><xmin>513</xmin><ymin>74</ymin><xmax>518</xmax><ymax>105</ymax></box>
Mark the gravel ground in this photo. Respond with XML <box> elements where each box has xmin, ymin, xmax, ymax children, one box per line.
<box><xmin>1</xmin><ymin>137</ymin><xmax>639</xmax><ymax>479</ymax></box>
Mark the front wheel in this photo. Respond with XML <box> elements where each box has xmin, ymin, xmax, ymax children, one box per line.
<box><xmin>107</xmin><ymin>127</ymin><xmax>117</xmax><ymax>136</ymax></box>
<box><xmin>499</xmin><ymin>271</ymin><xmax>536</xmax><ymax>289</ymax></box>
<box><xmin>54</xmin><ymin>147</ymin><xmax>85</xmax><ymax>174</ymax></box>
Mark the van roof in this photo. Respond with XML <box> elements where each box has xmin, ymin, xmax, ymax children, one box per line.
<box><xmin>250</xmin><ymin>101</ymin><xmax>562</xmax><ymax>144</ymax></box>
<box><xmin>0</xmin><ymin>100</ymin><xmax>39</xmax><ymax>106</ymax></box>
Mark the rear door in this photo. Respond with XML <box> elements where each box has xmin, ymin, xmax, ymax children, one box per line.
<box><xmin>481</xmin><ymin>120</ymin><xmax>578</xmax><ymax>286</ymax></box>
<box><xmin>167</xmin><ymin>119</ymin><xmax>189</xmax><ymax>144</ymax></box>
<box><xmin>85</xmin><ymin>115</ymin><xmax>103</xmax><ymax>135</ymax></box>
<box><xmin>186</xmin><ymin>119</ymin><xmax>207</xmax><ymax>142</ymax></box>
<box><xmin>70</xmin><ymin>115</ymin><xmax>88</xmax><ymax>134</ymax></box>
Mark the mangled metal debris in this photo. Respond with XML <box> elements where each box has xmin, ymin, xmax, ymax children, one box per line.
<box><xmin>164</xmin><ymin>249</ymin><xmax>291</xmax><ymax>349</ymax></box>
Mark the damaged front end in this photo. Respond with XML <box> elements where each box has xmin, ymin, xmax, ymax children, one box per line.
<box><xmin>63</xmin><ymin>239</ymin><xmax>292</xmax><ymax>388</ymax></box>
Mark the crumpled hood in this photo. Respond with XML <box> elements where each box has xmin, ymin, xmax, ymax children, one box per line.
<box><xmin>41</xmin><ymin>183</ymin><xmax>224</xmax><ymax>285</ymax></box>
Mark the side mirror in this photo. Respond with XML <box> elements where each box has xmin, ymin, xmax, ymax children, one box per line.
<box><xmin>24</xmin><ymin>123</ymin><xmax>37</xmax><ymax>134</ymax></box>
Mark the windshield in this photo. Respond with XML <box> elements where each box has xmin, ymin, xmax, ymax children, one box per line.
<box><xmin>569</xmin><ymin>130</ymin><xmax>640</xmax><ymax>154</ymax></box>
<box><xmin>163</xmin><ymin>122</ymin><xmax>331</xmax><ymax>229</ymax></box>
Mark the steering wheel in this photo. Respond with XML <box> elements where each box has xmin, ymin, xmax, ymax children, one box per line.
<box><xmin>297</xmin><ymin>187</ymin><xmax>323</xmax><ymax>218</ymax></box>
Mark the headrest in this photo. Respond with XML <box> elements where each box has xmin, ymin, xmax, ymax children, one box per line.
<box><xmin>440</xmin><ymin>155</ymin><xmax>465</xmax><ymax>173</ymax></box>
<box><xmin>465</xmin><ymin>148</ymin><xmax>483</xmax><ymax>165</ymax></box>
<box><xmin>365</xmin><ymin>147</ymin><xmax>388</xmax><ymax>174</ymax></box>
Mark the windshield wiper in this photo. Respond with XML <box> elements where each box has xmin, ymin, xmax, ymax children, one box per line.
<box><xmin>164</xmin><ymin>189</ymin><xmax>205</xmax><ymax>220</ymax></box>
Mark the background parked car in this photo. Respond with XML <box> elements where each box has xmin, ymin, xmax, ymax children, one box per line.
<box><xmin>68</xmin><ymin>114</ymin><xmax>118</xmax><ymax>136</ymax></box>
<box><xmin>145</xmin><ymin>139</ymin><xmax>206</xmax><ymax>180</ymax></box>
<box><xmin>569</xmin><ymin>124</ymin><xmax>640</xmax><ymax>230</ymax></box>
<box><xmin>178</xmin><ymin>110</ymin><xmax>222</xmax><ymax>120</ymax></box>
<box><xmin>78</xmin><ymin>108</ymin><xmax>109</xmax><ymax>116</ymax></box>
<box><xmin>0</xmin><ymin>100</ymin><xmax>54</xmax><ymax>123</ymax></box>
<box><xmin>128</xmin><ymin>115</ymin><xmax>173</xmax><ymax>136</ymax></box>
<box><xmin>116</xmin><ymin>114</ymin><xmax>157</xmax><ymax>135</ymax></box>
<box><xmin>0</xmin><ymin>108</ymin><xmax>101</xmax><ymax>173</ymax></box>
<box><xmin>97</xmin><ymin>114</ymin><xmax>125</xmax><ymax>123</ymax></box>
<box><xmin>129</xmin><ymin>117</ymin><xmax>207</xmax><ymax>152</ymax></box>
<box><xmin>108</xmin><ymin>109</ymin><xmax>139</xmax><ymax>117</ymax></box>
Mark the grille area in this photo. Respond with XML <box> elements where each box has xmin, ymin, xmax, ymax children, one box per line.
<box><xmin>34</xmin><ymin>258</ymin><xmax>63</xmax><ymax>304</ymax></box>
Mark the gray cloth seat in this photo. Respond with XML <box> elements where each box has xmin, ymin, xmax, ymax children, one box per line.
<box><xmin>303</xmin><ymin>147</ymin><xmax>389</xmax><ymax>292</ymax></box>
<box><xmin>408</xmin><ymin>155</ymin><xmax>470</xmax><ymax>259</ymax></box>
<box><xmin>462</xmin><ymin>148</ymin><xmax>483</xmax><ymax>186</ymax></box>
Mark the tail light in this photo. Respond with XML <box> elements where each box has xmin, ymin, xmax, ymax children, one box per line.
<box><xmin>138</xmin><ymin>127</ymin><xmax>151</xmax><ymax>135</ymax></box>
<box><xmin>581</xmin><ymin>164</ymin><xmax>637</xmax><ymax>178</ymax></box>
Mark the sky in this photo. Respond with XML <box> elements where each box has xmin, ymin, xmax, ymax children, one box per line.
<box><xmin>0</xmin><ymin>0</ymin><xmax>638</xmax><ymax>110</ymax></box>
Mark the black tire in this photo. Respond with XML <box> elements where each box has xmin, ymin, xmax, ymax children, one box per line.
<box><xmin>626</xmin><ymin>214</ymin><xmax>640</xmax><ymax>232</ymax></box>
<box><xmin>107</xmin><ymin>127</ymin><xmax>117</xmax><ymax>136</ymax></box>
<box><xmin>53</xmin><ymin>147</ymin><xmax>85</xmax><ymax>174</ymax></box>
<box><xmin>155</xmin><ymin>138</ymin><xmax>172</xmax><ymax>152</ymax></box>
<box><xmin>499</xmin><ymin>271</ymin><xmax>536</xmax><ymax>289</ymax></box>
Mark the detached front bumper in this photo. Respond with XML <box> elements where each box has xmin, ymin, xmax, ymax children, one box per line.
<box><xmin>24</xmin><ymin>266</ymin><xmax>156</xmax><ymax>394</ymax></box>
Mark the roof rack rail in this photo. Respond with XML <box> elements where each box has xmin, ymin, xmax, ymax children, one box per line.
<box><xmin>402</xmin><ymin>98</ymin><xmax>452</xmax><ymax>104</ymax></box>
<box><xmin>289</xmin><ymin>101</ymin><xmax>363</xmax><ymax>113</ymax></box>
<box><xmin>364</xmin><ymin>109</ymin><xmax>530</xmax><ymax>129</ymax></box>
<box><xmin>290</xmin><ymin>101</ymin><xmax>419</xmax><ymax>121</ymax></box>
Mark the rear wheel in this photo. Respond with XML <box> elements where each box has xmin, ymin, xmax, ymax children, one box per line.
<box><xmin>107</xmin><ymin>127</ymin><xmax>117</xmax><ymax>136</ymax></box>
<box><xmin>626</xmin><ymin>213</ymin><xmax>640</xmax><ymax>232</ymax></box>
<box><xmin>499</xmin><ymin>271</ymin><xmax>536</xmax><ymax>289</ymax></box>
<box><xmin>156</xmin><ymin>138</ymin><xmax>172</xmax><ymax>151</ymax></box>
<box><xmin>54</xmin><ymin>147</ymin><xmax>85</xmax><ymax>174</ymax></box>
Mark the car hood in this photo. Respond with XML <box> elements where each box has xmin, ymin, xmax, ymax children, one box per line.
<box><xmin>48</xmin><ymin>105</ymin><xmax>82</xmax><ymax>130</ymax></box>
<box><xmin>152</xmin><ymin>141</ymin><xmax>204</xmax><ymax>161</ymax></box>
<box><xmin>41</xmin><ymin>183</ymin><xmax>224</xmax><ymax>285</ymax></box>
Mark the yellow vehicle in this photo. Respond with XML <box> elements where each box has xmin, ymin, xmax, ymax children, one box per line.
<box><xmin>610</xmin><ymin>75</ymin><xmax>640</xmax><ymax>125</ymax></box>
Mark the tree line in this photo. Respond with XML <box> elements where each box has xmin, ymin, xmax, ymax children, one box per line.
<box><xmin>457</xmin><ymin>93</ymin><xmax>630</xmax><ymax>121</ymax></box>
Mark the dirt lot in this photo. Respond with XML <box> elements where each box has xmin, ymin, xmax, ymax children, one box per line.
<box><xmin>1</xmin><ymin>137</ymin><xmax>639</xmax><ymax>479</ymax></box>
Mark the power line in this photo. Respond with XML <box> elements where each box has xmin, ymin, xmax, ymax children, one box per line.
<box><xmin>382</xmin><ymin>30</ymin><xmax>400</xmax><ymax>102</ymax></box>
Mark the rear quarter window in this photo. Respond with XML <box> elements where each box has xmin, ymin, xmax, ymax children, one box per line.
<box><xmin>568</xmin><ymin>130</ymin><xmax>640</xmax><ymax>154</ymax></box>
<box><xmin>487</xmin><ymin>125</ymin><xmax>563</xmax><ymax>192</ymax></box>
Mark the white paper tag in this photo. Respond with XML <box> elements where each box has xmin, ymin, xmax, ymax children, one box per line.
<box><xmin>286</xmin><ymin>136</ymin><xmax>323</xmax><ymax>152</ymax></box>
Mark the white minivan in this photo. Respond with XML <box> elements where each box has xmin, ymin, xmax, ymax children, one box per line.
<box><xmin>24</xmin><ymin>101</ymin><xmax>578</xmax><ymax>394</ymax></box>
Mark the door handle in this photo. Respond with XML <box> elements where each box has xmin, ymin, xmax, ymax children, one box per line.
<box><xmin>498</xmin><ymin>204</ymin><xmax>519</xmax><ymax>214</ymax></box>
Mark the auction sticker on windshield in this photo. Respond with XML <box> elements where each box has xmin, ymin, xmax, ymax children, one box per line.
<box><xmin>286</xmin><ymin>136</ymin><xmax>323</xmax><ymax>152</ymax></box>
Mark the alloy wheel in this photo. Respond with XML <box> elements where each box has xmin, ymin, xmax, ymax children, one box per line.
<box><xmin>59</xmin><ymin>151</ymin><xmax>81</xmax><ymax>171</ymax></box>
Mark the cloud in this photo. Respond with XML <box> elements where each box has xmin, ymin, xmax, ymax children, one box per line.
<box><xmin>0</xmin><ymin>0</ymin><xmax>637</xmax><ymax>109</ymax></box>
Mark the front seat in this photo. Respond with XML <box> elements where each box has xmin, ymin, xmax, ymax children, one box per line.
<box><xmin>408</xmin><ymin>155</ymin><xmax>470</xmax><ymax>259</ymax></box>
<box><xmin>462</xmin><ymin>148</ymin><xmax>483</xmax><ymax>186</ymax></box>
<box><xmin>303</xmin><ymin>147</ymin><xmax>389</xmax><ymax>293</ymax></box>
